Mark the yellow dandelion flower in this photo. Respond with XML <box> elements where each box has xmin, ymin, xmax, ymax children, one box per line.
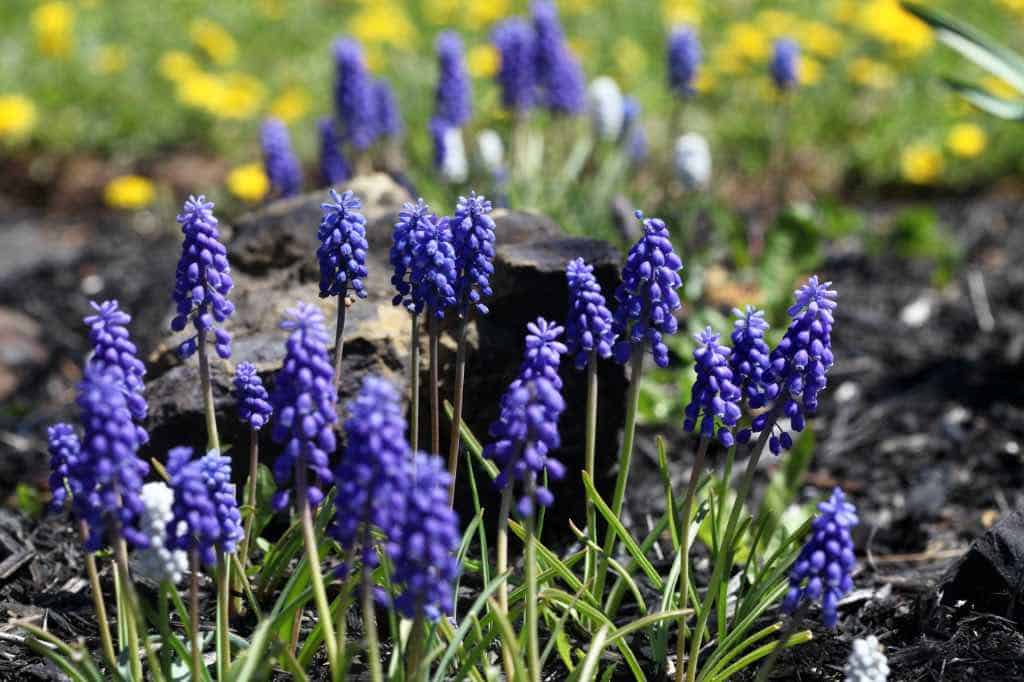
<box><xmin>695</xmin><ymin>70</ymin><xmax>715</xmax><ymax>94</ymax></box>
<box><xmin>799</xmin><ymin>21</ymin><xmax>843</xmax><ymax>59</ymax></box>
<box><xmin>999</xmin><ymin>0</ymin><xmax>1024</xmax><ymax>13</ymax></box>
<box><xmin>727</xmin><ymin>22</ymin><xmax>770</xmax><ymax>63</ymax></box>
<box><xmin>857</xmin><ymin>0</ymin><xmax>933</xmax><ymax>57</ymax></box>
<box><xmin>758</xmin><ymin>9</ymin><xmax>797</xmax><ymax>38</ymax></box>
<box><xmin>364</xmin><ymin>45</ymin><xmax>386</xmax><ymax>73</ymax></box>
<box><xmin>799</xmin><ymin>57</ymin><xmax>823</xmax><ymax>86</ymax></box>
<box><xmin>832</xmin><ymin>0</ymin><xmax>860</xmax><ymax>24</ymax></box>
<box><xmin>946</xmin><ymin>123</ymin><xmax>987</xmax><ymax>158</ymax></box>
<box><xmin>104</xmin><ymin>175</ymin><xmax>155</xmax><ymax>210</ymax></box>
<box><xmin>900</xmin><ymin>143</ymin><xmax>943</xmax><ymax>184</ymax></box>
<box><xmin>0</xmin><ymin>95</ymin><xmax>37</xmax><ymax>139</ymax></box>
<box><xmin>847</xmin><ymin>57</ymin><xmax>897</xmax><ymax>90</ymax></box>
<box><xmin>270</xmin><ymin>86</ymin><xmax>311</xmax><ymax>123</ymax></box>
<box><xmin>210</xmin><ymin>72</ymin><xmax>266</xmax><ymax>120</ymax></box>
<box><xmin>349</xmin><ymin>3</ymin><xmax>413</xmax><ymax>46</ymax></box>
<box><xmin>32</xmin><ymin>2</ymin><xmax>74</xmax><ymax>59</ymax></box>
<box><xmin>466</xmin><ymin>0</ymin><xmax>510</xmax><ymax>27</ymax></box>
<box><xmin>981</xmin><ymin>76</ymin><xmax>1019</xmax><ymax>100</ymax></box>
<box><xmin>424</xmin><ymin>0</ymin><xmax>460</xmax><ymax>26</ymax></box>
<box><xmin>93</xmin><ymin>44</ymin><xmax>128</xmax><ymax>75</ymax></box>
<box><xmin>227</xmin><ymin>163</ymin><xmax>269</xmax><ymax>203</ymax></box>
<box><xmin>614</xmin><ymin>38</ymin><xmax>648</xmax><ymax>83</ymax></box>
<box><xmin>663</xmin><ymin>0</ymin><xmax>701</xmax><ymax>26</ymax></box>
<box><xmin>189</xmin><ymin>18</ymin><xmax>237</xmax><ymax>66</ymax></box>
<box><xmin>176</xmin><ymin>71</ymin><xmax>226</xmax><ymax>112</ymax></box>
<box><xmin>467</xmin><ymin>45</ymin><xmax>499</xmax><ymax>79</ymax></box>
<box><xmin>158</xmin><ymin>51</ymin><xmax>200</xmax><ymax>81</ymax></box>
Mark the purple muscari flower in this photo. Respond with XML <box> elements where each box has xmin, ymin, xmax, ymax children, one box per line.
<box><xmin>771</xmin><ymin>38</ymin><xmax>800</xmax><ymax>92</ymax></box>
<box><xmin>667</xmin><ymin>26</ymin><xmax>701</xmax><ymax>98</ymax></box>
<box><xmin>47</xmin><ymin>423</ymin><xmax>80</xmax><ymax>513</ymax></box>
<box><xmin>74</xmin><ymin>363</ymin><xmax>150</xmax><ymax>551</ymax></box>
<box><xmin>683</xmin><ymin>328</ymin><xmax>742</xmax><ymax>447</ymax></box>
<box><xmin>171</xmin><ymin>196</ymin><xmax>235</xmax><ymax>360</ymax></box>
<box><xmin>318</xmin><ymin>117</ymin><xmax>351</xmax><ymax>187</ymax></box>
<box><xmin>374</xmin><ymin>78</ymin><xmax>402</xmax><ymax>139</ymax></box>
<box><xmin>434</xmin><ymin>31</ymin><xmax>472</xmax><ymax>128</ymax></box>
<box><xmin>317</xmin><ymin>189</ymin><xmax>369</xmax><ymax>300</ymax></box>
<box><xmin>484</xmin><ymin>318</ymin><xmax>568</xmax><ymax>518</ymax></box>
<box><xmin>330</xmin><ymin>376</ymin><xmax>409</xmax><ymax>574</ymax></box>
<box><xmin>621</xmin><ymin>96</ymin><xmax>647</xmax><ymax>162</ymax></box>
<box><xmin>388</xmin><ymin>453</ymin><xmax>461</xmax><ymax>621</ymax></box>
<box><xmin>532</xmin><ymin>0</ymin><xmax>586</xmax><ymax>115</ymax></box>
<box><xmin>729</xmin><ymin>306</ymin><xmax>778</xmax><ymax>409</ymax></box>
<box><xmin>261</xmin><ymin>117</ymin><xmax>303</xmax><ymax>198</ymax></box>
<box><xmin>391</xmin><ymin>199</ymin><xmax>434</xmax><ymax>309</ymax></box>
<box><xmin>451</xmin><ymin>192</ymin><xmax>496</xmax><ymax>317</ymax></box>
<box><xmin>783</xmin><ymin>487</ymin><xmax>857</xmax><ymax>627</ymax></box>
<box><xmin>565</xmin><ymin>258</ymin><xmax>615</xmax><ymax>370</ymax></box>
<box><xmin>333</xmin><ymin>37</ymin><xmax>376</xmax><ymax>151</ymax></box>
<box><xmin>233</xmin><ymin>362</ymin><xmax>272</xmax><ymax>431</ymax></box>
<box><xmin>269</xmin><ymin>303</ymin><xmax>337</xmax><ymax>511</ymax></box>
<box><xmin>611</xmin><ymin>211</ymin><xmax>684</xmax><ymax>368</ymax></box>
<box><xmin>410</xmin><ymin>214</ymin><xmax>458</xmax><ymax>319</ymax></box>
<box><xmin>746</xmin><ymin>277</ymin><xmax>837</xmax><ymax>454</ymax></box>
<box><xmin>544</xmin><ymin>47</ymin><xmax>586</xmax><ymax>115</ymax></box>
<box><xmin>166</xmin><ymin>447</ymin><xmax>243</xmax><ymax>567</ymax></box>
<box><xmin>84</xmin><ymin>300</ymin><xmax>148</xmax><ymax>442</ymax></box>
<box><xmin>493</xmin><ymin>18</ymin><xmax>536</xmax><ymax>113</ymax></box>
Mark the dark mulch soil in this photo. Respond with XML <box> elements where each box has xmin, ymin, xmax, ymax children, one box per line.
<box><xmin>3</xmin><ymin>191</ymin><xmax>1024</xmax><ymax>680</ymax></box>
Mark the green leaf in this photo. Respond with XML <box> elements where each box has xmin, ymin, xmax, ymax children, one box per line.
<box><xmin>945</xmin><ymin>79</ymin><xmax>1024</xmax><ymax>119</ymax></box>
<box><xmin>573</xmin><ymin>625</ymin><xmax>609</xmax><ymax>682</ymax></box>
<box><xmin>428</xmin><ymin>573</ymin><xmax>508</xmax><ymax>682</ymax></box>
<box><xmin>706</xmin><ymin>630</ymin><xmax>812</xmax><ymax>682</ymax></box>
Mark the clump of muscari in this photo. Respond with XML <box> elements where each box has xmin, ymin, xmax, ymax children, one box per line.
<box><xmin>166</xmin><ymin>447</ymin><xmax>243</xmax><ymax>567</ymax></box>
<box><xmin>729</xmin><ymin>306</ymin><xmax>778</xmax><ymax>409</ymax></box>
<box><xmin>611</xmin><ymin>211</ymin><xmax>684</xmax><ymax>368</ymax></box>
<box><xmin>390</xmin><ymin>199</ymin><xmax>433</xmax><ymax>309</ymax></box>
<box><xmin>621</xmin><ymin>96</ymin><xmax>648</xmax><ymax>162</ymax></box>
<box><xmin>333</xmin><ymin>37</ymin><xmax>375</xmax><ymax>151</ymax></box>
<box><xmin>451</xmin><ymin>192</ymin><xmax>496</xmax><ymax>317</ymax></box>
<box><xmin>410</xmin><ymin>213</ymin><xmax>459</xmax><ymax>319</ymax></box>
<box><xmin>135</xmin><ymin>482</ymin><xmax>188</xmax><ymax>585</ymax></box>
<box><xmin>434</xmin><ymin>31</ymin><xmax>471</xmax><ymax>128</ymax></box>
<box><xmin>532</xmin><ymin>0</ymin><xmax>585</xmax><ymax>115</ymax></box>
<box><xmin>588</xmin><ymin>76</ymin><xmax>625</xmax><ymax>142</ymax></box>
<box><xmin>845</xmin><ymin>636</ymin><xmax>889</xmax><ymax>682</ymax></box>
<box><xmin>771</xmin><ymin>38</ymin><xmax>801</xmax><ymax>92</ymax></box>
<box><xmin>261</xmin><ymin>117</ymin><xmax>302</xmax><ymax>198</ymax></box>
<box><xmin>233</xmin><ymin>361</ymin><xmax>272</xmax><ymax>431</ymax></box>
<box><xmin>316</xmin><ymin>189</ymin><xmax>368</xmax><ymax>301</ymax></box>
<box><xmin>318</xmin><ymin>117</ymin><xmax>350</xmax><ymax>187</ymax></box>
<box><xmin>683</xmin><ymin>328</ymin><xmax>742</xmax><ymax>446</ymax></box>
<box><xmin>46</xmin><ymin>423</ymin><xmax>80</xmax><ymax>513</ymax></box>
<box><xmin>374</xmin><ymin>78</ymin><xmax>402</xmax><ymax>140</ymax></box>
<box><xmin>565</xmin><ymin>257</ymin><xmax>615</xmax><ymax>370</ymax></box>
<box><xmin>673</xmin><ymin>132</ymin><xmax>712</xmax><ymax>190</ymax></box>
<box><xmin>170</xmin><ymin>196</ymin><xmax>235</xmax><ymax>360</ymax></box>
<box><xmin>269</xmin><ymin>303</ymin><xmax>337</xmax><ymax>511</ymax></box>
<box><xmin>493</xmin><ymin>18</ymin><xmax>536</xmax><ymax>113</ymax></box>
<box><xmin>783</xmin><ymin>487</ymin><xmax>857</xmax><ymax>627</ymax></box>
<box><xmin>668</xmin><ymin>26</ymin><xmax>702</xmax><ymax>98</ymax></box>
<box><xmin>84</xmin><ymin>300</ymin><xmax>148</xmax><ymax>438</ymax></box>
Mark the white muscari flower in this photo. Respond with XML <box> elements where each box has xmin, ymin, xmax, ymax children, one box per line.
<box><xmin>673</xmin><ymin>133</ymin><xmax>711</xmax><ymax>190</ymax></box>
<box><xmin>844</xmin><ymin>636</ymin><xmax>890</xmax><ymax>682</ymax></box>
<box><xmin>440</xmin><ymin>127</ymin><xmax>468</xmax><ymax>183</ymax></box>
<box><xmin>476</xmin><ymin>129</ymin><xmax>505</xmax><ymax>176</ymax></box>
<box><xmin>587</xmin><ymin>76</ymin><xmax>625</xmax><ymax>142</ymax></box>
<box><xmin>134</xmin><ymin>482</ymin><xmax>188</xmax><ymax>585</ymax></box>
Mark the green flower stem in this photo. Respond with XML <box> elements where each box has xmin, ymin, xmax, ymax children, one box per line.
<box><xmin>158</xmin><ymin>582</ymin><xmax>172</xmax><ymax>679</ymax></box>
<box><xmin>78</xmin><ymin>522</ymin><xmax>117</xmax><ymax>673</ymax></box>
<box><xmin>336</xmin><ymin>548</ymin><xmax>355</xmax><ymax>669</ymax></box>
<box><xmin>296</xmin><ymin>459</ymin><xmax>340</xmax><ymax>681</ymax></box>
<box><xmin>594</xmin><ymin>345</ymin><xmax>645</xmax><ymax>602</ymax></box>
<box><xmin>240</xmin><ymin>427</ymin><xmax>259</xmax><ymax>566</ymax></box>
<box><xmin>582</xmin><ymin>355</ymin><xmax>599</xmax><ymax>594</ymax></box>
<box><xmin>189</xmin><ymin>551</ymin><xmax>203</xmax><ymax>682</ymax></box>
<box><xmin>333</xmin><ymin>295</ymin><xmax>349</xmax><ymax>392</ymax></box>
<box><xmin>673</xmin><ymin>438</ymin><xmax>710</xmax><ymax>682</ymax></box>
<box><xmin>429</xmin><ymin>316</ymin><xmax>441</xmax><ymax>457</ymax></box>
<box><xmin>495</xmin><ymin>485</ymin><xmax>515</xmax><ymax>681</ymax></box>
<box><xmin>752</xmin><ymin>602</ymin><xmax>809</xmax><ymax>682</ymax></box>
<box><xmin>216</xmin><ymin>554</ymin><xmax>231</xmax><ymax>680</ymax></box>
<box><xmin>197</xmin><ymin>328</ymin><xmax>220</xmax><ymax>454</ymax></box>
<box><xmin>410</xmin><ymin>313</ymin><xmax>420</xmax><ymax>451</ymax></box>
<box><xmin>447</xmin><ymin>316</ymin><xmax>469</xmax><ymax>506</ymax></box>
<box><xmin>113</xmin><ymin>536</ymin><xmax>165</xmax><ymax>682</ymax></box>
<box><xmin>405</xmin><ymin>614</ymin><xmax>426</xmax><ymax>681</ymax></box>
<box><xmin>525</xmin><ymin>502</ymin><xmax>541</xmax><ymax>682</ymax></box>
<box><xmin>361</xmin><ymin>570</ymin><xmax>383</xmax><ymax>682</ymax></box>
<box><xmin>685</xmin><ymin>420</ymin><xmax>776</xmax><ymax>682</ymax></box>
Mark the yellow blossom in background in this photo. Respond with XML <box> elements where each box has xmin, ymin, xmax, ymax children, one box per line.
<box><xmin>0</xmin><ymin>95</ymin><xmax>37</xmax><ymax>139</ymax></box>
<box><xmin>176</xmin><ymin>71</ymin><xmax>226</xmax><ymax>111</ymax></box>
<box><xmin>727</xmin><ymin>22</ymin><xmax>770</xmax><ymax>63</ymax></box>
<box><xmin>857</xmin><ymin>0</ymin><xmax>933</xmax><ymax>57</ymax></box>
<box><xmin>350</xmin><ymin>3</ymin><xmax>413</xmax><ymax>45</ymax></box>
<box><xmin>32</xmin><ymin>2</ymin><xmax>74</xmax><ymax>59</ymax></box>
<box><xmin>999</xmin><ymin>0</ymin><xmax>1024</xmax><ymax>13</ymax></box>
<box><xmin>900</xmin><ymin>143</ymin><xmax>943</xmax><ymax>184</ymax></box>
<box><xmin>695</xmin><ymin>70</ymin><xmax>715</xmax><ymax>94</ymax></box>
<box><xmin>364</xmin><ymin>45</ymin><xmax>385</xmax><ymax>73</ymax></box>
<box><xmin>104</xmin><ymin>175</ymin><xmax>155</xmax><ymax>210</ymax></box>
<box><xmin>467</xmin><ymin>45</ymin><xmax>499</xmax><ymax>79</ymax></box>
<box><xmin>663</xmin><ymin>0</ymin><xmax>701</xmax><ymax>26</ymax></box>
<box><xmin>799</xmin><ymin>21</ymin><xmax>843</xmax><ymax>59</ymax></box>
<box><xmin>158</xmin><ymin>50</ymin><xmax>200</xmax><ymax>81</ymax></box>
<box><xmin>466</xmin><ymin>0</ymin><xmax>510</xmax><ymax>27</ymax></box>
<box><xmin>190</xmin><ymin>18</ymin><xmax>237</xmax><ymax>65</ymax></box>
<box><xmin>257</xmin><ymin>0</ymin><xmax>286</xmax><ymax>20</ymax></box>
<box><xmin>832</xmin><ymin>0</ymin><xmax>859</xmax><ymax>24</ymax></box>
<box><xmin>212</xmin><ymin>73</ymin><xmax>266</xmax><ymax>120</ymax></box>
<box><xmin>799</xmin><ymin>57</ymin><xmax>823</xmax><ymax>86</ymax></box>
<box><xmin>946</xmin><ymin>123</ymin><xmax>987</xmax><ymax>158</ymax></box>
<box><xmin>614</xmin><ymin>38</ymin><xmax>647</xmax><ymax>83</ymax></box>
<box><xmin>847</xmin><ymin>57</ymin><xmax>897</xmax><ymax>90</ymax></box>
<box><xmin>270</xmin><ymin>86</ymin><xmax>312</xmax><ymax>123</ymax></box>
<box><xmin>758</xmin><ymin>9</ymin><xmax>797</xmax><ymax>38</ymax></box>
<box><xmin>710</xmin><ymin>45</ymin><xmax>744</xmax><ymax>76</ymax></box>
<box><xmin>92</xmin><ymin>44</ymin><xmax>128</xmax><ymax>75</ymax></box>
<box><xmin>424</xmin><ymin>0</ymin><xmax>460</xmax><ymax>26</ymax></box>
<box><xmin>227</xmin><ymin>163</ymin><xmax>269</xmax><ymax>203</ymax></box>
<box><xmin>981</xmin><ymin>76</ymin><xmax>1019</xmax><ymax>100</ymax></box>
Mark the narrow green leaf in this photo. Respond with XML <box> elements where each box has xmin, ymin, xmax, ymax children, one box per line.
<box><xmin>708</xmin><ymin>630</ymin><xmax>812</xmax><ymax>682</ymax></box>
<box><xmin>605</xmin><ymin>608</ymin><xmax>691</xmax><ymax>645</ymax></box>
<box><xmin>946</xmin><ymin>79</ymin><xmax>1024</xmax><ymax>119</ymax></box>
<box><xmin>575</xmin><ymin>626</ymin><xmax>610</xmax><ymax>682</ymax></box>
<box><xmin>428</xmin><ymin>573</ymin><xmax>508</xmax><ymax>682</ymax></box>
<box><xmin>582</xmin><ymin>471</ymin><xmax>663</xmax><ymax>590</ymax></box>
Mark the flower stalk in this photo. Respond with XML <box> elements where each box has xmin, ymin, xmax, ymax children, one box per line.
<box><xmin>409</xmin><ymin>313</ymin><xmax>420</xmax><ymax>451</ymax></box>
<box><xmin>447</xmin><ymin>316</ymin><xmax>469</xmax><ymax>506</ymax></box>
<box><xmin>216</xmin><ymin>554</ymin><xmax>232</xmax><ymax>679</ymax></box>
<box><xmin>197</xmin><ymin>328</ymin><xmax>220</xmax><ymax>454</ymax></box>
<box><xmin>333</xmin><ymin>297</ymin><xmax>348</xmax><ymax>391</ymax></box>
<box><xmin>361</xmin><ymin>569</ymin><xmax>384</xmax><ymax>682</ymax></box>
<box><xmin>429</xmin><ymin>317</ymin><xmax>441</xmax><ymax>456</ymax></box>
<box><xmin>495</xmin><ymin>485</ymin><xmax>515</xmax><ymax>681</ymax></box>
<box><xmin>583</xmin><ymin>354</ymin><xmax>599</xmax><ymax>589</ymax></box>
<box><xmin>673</xmin><ymin>437</ymin><xmax>709</xmax><ymax>681</ymax></box>
<box><xmin>79</xmin><ymin>521</ymin><xmax>117</xmax><ymax>673</ymax></box>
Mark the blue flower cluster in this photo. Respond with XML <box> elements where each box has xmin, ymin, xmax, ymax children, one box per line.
<box><xmin>330</xmin><ymin>376</ymin><xmax>408</xmax><ymax>572</ymax></box>
<box><xmin>783</xmin><ymin>487</ymin><xmax>857</xmax><ymax>627</ymax></box>
<box><xmin>390</xmin><ymin>199</ymin><xmax>433</xmax><ymax>309</ymax></box>
<box><xmin>166</xmin><ymin>447</ymin><xmax>243</xmax><ymax>567</ymax></box>
<box><xmin>771</xmin><ymin>38</ymin><xmax>800</xmax><ymax>91</ymax></box>
<box><xmin>47</xmin><ymin>423</ymin><xmax>80</xmax><ymax>513</ymax></box>
<box><xmin>410</xmin><ymin>214</ymin><xmax>458</xmax><ymax>319</ymax></box>
<box><xmin>565</xmin><ymin>258</ymin><xmax>615</xmax><ymax>370</ymax></box>
<box><xmin>388</xmin><ymin>453</ymin><xmax>461</xmax><ymax>621</ymax></box>
<box><xmin>84</xmin><ymin>299</ymin><xmax>148</xmax><ymax>440</ymax></box>
<box><xmin>493</xmin><ymin>18</ymin><xmax>535</xmax><ymax>113</ymax></box>
<box><xmin>729</xmin><ymin>306</ymin><xmax>778</xmax><ymax>409</ymax></box>
<box><xmin>484</xmin><ymin>318</ymin><xmax>568</xmax><ymax>517</ymax></box>
<box><xmin>374</xmin><ymin>79</ymin><xmax>402</xmax><ymax>139</ymax></box>
<box><xmin>621</xmin><ymin>96</ymin><xmax>648</xmax><ymax>162</ymax></box>
<box><xmin>318</xmin><ymin>117</ymin><xmax>350</xmax><ymax>187</ymax></box>
<box><xmin>531</xmin><ymin>0</ymin><xmax>585</xmax><ymax>115</ymax></box>
<box><xmin>171</xmin><ymin>196</ymin><xmax>235</xmax><ymax>360</ymax></box>
<box><xmin>233</xmin><ymin>362</ymin><xmax>273</xmax><ymax>431</ymax></box>
<box><xmin>667</xmin><ymin>26</ymin><xmax>702</xmax><ymax>98</ymax></box>
<box><xmin>317</xmin><ymin>189</ymin><xmax>369</xmax><ymax>300</ymax></box>
<box><xmin>611</xmin><ymin>211</ymin><xmax>683</xmax><ymax>368</ymax></box>
<box><xmin>270</xmin><ymin>303</ymin><xmax>338</xmax><ymax>511</ymax></box>
<box><xmin>683</xmin><ymin>328</ymin><xmax>742</xmax><ymax>447</ymax></box>
<box><xmin>74</xmin><ymin>363</ymin><xmax>150</xmax><ymax>551</ymax></box>
<box><xmin>451</xmin><ymin>193</ymin><xmax>496</xmax><ymax>317</ymax></box>
<box><xmin>261</xmin><ymin>117</ymin><xmax>302</xmax><ymax>198</ymax></box>
<box><xmin>333</xmin><ymin>37</ymin><xmax>376</xmax><ymax>151</ymax></box>
<box><xmin>434</xmin><ymin>31</ymin><xmax>472</xmax><ymax>128</ymax></box>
